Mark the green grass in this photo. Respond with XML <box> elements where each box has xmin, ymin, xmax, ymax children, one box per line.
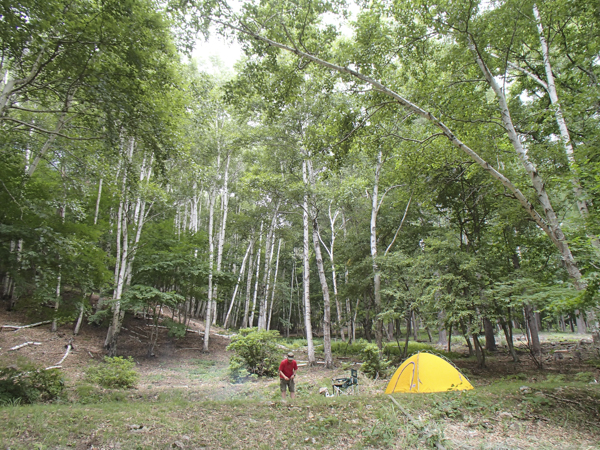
<box><xmin>1</xmin><ymin>378</ymin><xmax>598</xmax><ymax>449</ymax></box>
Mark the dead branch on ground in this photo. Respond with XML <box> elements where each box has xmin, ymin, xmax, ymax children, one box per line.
<box><xmin>9</xmin><ymin>342</ymin><xmax>42</xmax><ymax>351</ymax></box>
<box><xmin>1</xmin><ymin>320</ymin><xmax>51</xmax><ymax>331</ymax></box>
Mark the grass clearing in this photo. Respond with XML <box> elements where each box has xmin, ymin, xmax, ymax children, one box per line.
<box><xmin>1</xmin><ymin>378</ymin><xmax>598</xmax><ymax>449</ymax></box>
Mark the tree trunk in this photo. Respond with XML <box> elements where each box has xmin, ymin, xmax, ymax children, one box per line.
<box><xmin>412</xmin><ymin>311</ymin><xmax>419</xmax><ymax>341</ymax></box>
<box><xmin>311</xmin><ymin>215</ymin><xmax>333</xmax><ymax>368</ymax></box>
<box><xmin>94</xmin><ymin>178</ymin><xmax>103</xmax><ymax>225</ymax></box>
<box><xmin>500</xmin><ymin>317</ymin><xmax>519</xmax><ymax>362</ymax></box>
<box><xmin>105</xmin><ymin>141</ymin><xmax>131</xmax><ymax>355</ymax></box>
<box><xmin>212</xmin><ymin>153</ymin><xmax>231</xmax><ymax>326</ymax></box>
<box><xmin>267</xmin><ymin>238</ymin><xmax>282</xmax><ymax>330</ymax></box>
<box><xmin>524</xmin><ymin>304</ymin><xmax>542</xmax><ymax>358</ymax></box>
<box><xmin>259</xmin><ymin>205</ymin><xmax>279</xmax><ymax>330</ymax></box>
<box><xmin>302</xmin><ymin>160</ymin><xmax>315</xmax><ymax>365</ymax></box>
<box><xmin>403</xmin><ymin>309</ymin><xmax>412</xmax><ymax>358</ymax></box>
<box><xmin>437</xmin><ymin>310</ymin><xmax>447</xmax><ymax>346</ymax></box>
<box><xmin>370</xmin><ymin>150</ymin><xmax>384</xmax><ymax>350</ymax></box>
<box><xmin>224</xmin><ymin>238</ymin><xmax>253</xmax><ymax>329</ymax></box>
<box><xmin>326</xmin><ymin>205</ymin><xmax>344</xmax><ymax>340</ymax></box>
<box><xmin>462</xmin><ymin>324</ymin><xmax>474</xmax><ymax>356</ymax></box>
<box><xmin>472</xmin><ymin>332</ymin><xmax>485</xmax><ymax>368</ymax></box>
<box><xmin>203</xmin><ymin>189</ymin><xmax>216</xmax><ymax>351</ymax></box>
<box><xmin>469</xmin><ymin>38</ymin><xmax>585</xmax><ymax>289</ymax></box>
<box><xmin>307</xmin><ymin>160</ymin><xmax>332</xmax><ymax>367</ymax></box>
<box><xmin>483</xmin><ymin>317</ymin><xmax>497</xmax><ymax>351</ymax></box>
<box><xmin>250</xmin><ymin>223</ymin><xmax>263</xmax><ymax>327</ymax></box>
<box><xmin>533</xmin><ymin>4</ymin><xmax>592</xmax><ymax>221</ymax></box>
<box><xmin>575</xmin><ymin>310</ymin><xmax>587</xmax><ymax>334</ymax></box>
<box><xmin>241</xmin><ymin>243</ymin><xmax>255</xmax><ymax>329</ymax></box>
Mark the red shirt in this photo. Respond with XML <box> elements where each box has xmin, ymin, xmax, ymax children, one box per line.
<box><xmin>279</xmin><ymin>359</ymin><xmax>298</xmax><ymax>379</ymax></box>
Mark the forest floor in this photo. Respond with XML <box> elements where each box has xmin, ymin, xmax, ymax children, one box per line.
<box><xmin>0</xmin><ymin>308</ymin><xmax>599</xmax><ymax>449</ymax></box>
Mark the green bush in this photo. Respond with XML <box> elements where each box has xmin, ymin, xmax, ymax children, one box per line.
<box><xmin>85</xmin><ymin>356</ymin><xmax>139</xmax><ymax>389</ymax></box>
<box><xmin>163</xmin><ymin>318</ymin><xmax>187</xmax><ymax>338</ymax></box>
<box><xmin>330</xmin><ymin>340</ymin><xmax>443</xmax><ymax>358</ymax></box>
<box><xmin>574</xmin><ymin>372</ymin><xmax>595</xmax><ymax>383</ymax></box>
<box><xmin>383</xmin><ymin>342</ymin><xmax>436</xmax><ymax>358</ymax></box>
<box><xmin>361</xmin><ymin>344</ymin><xmax>391</xmax><ymax>379</ymax></box>
<box><xmin>0</xmin><ymin>359</ymin><xmax>65</xmax><ymax>405</ymax></box>
<box><xmin>545</xmin><ymin>374</ymin><xmax>566</xmax><ymax>383</ymax></box>
<box><xmin>329</xmin><ymin>341</ymin><xmax>369</xmax><ymax>356</ymax></box>
<box><xmin>227</xmin><ymin>328</ymin><xmax>281</xmax><ymax>380</ymax></box>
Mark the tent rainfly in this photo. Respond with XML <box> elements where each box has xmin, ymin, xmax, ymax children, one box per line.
<box><xmin>385</xmin><ymin>352</ymin><xmax>474</xmax><ymax>394</ymax></box>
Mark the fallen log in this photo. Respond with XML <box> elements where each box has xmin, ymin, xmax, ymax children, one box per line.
<box><xmin>1</xmin><ymin>320</ymin><xmax>52</xmax><ymax>331</ymax></box>
<box><xmin>9</xmin><ymin>342</ymin><xmax>42</xmax><ymax>351</ymax></box>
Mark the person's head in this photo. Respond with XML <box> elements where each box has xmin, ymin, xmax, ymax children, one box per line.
<box><xmin>287</xmin><ymin>352</ymin><xmax>294</xmax><ymax>361</ymax></box>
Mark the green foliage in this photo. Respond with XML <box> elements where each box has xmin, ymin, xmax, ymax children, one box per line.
<box><xmin>430</xmin><ymin>392</ymin><xmax>482</xmax><ymax>420</ymax></box>
<box><xmin>330</xmin><ymin>340</ymin><xmax>446</xmax><ymax>360</ymax></box>
<box><xmin>383</xmin><ymin>342</ymin><xmax>437</xmax><ymax>358</ymax></box>
<box><xmin>0</xmin><ymin>359</ymin><xmax>64</xmax><ymax>405</ymax></box>
<box><xmin>360</xmin><ymin>344</ymin><xmax>391</xmax><ymax>379</ymax></box>
<box><xmin>504</xmin><ymin>373</ymin><xmax>528</xmax><ymax>381</ymax></box>
<box><xmin>163</xmin><ymin>318</ymin><xmax>187</xmax><ymax>338</ymax></box>
<box><xmin>329</xmin><ymin>341</ymin><xmax>369</xmax><ymax>356</ymax></box>
<box><xmin>574</xmin><ymin>372</ymin><xmax>595</xmax><ymax>383</ymax></box>
<box><xmin>85</xmin><ymin>357</ymin><xmax>139</xmax><ymax>389</ymax></box>
<box><xmin>226</xmin><ymin>328</ymin><xmax>281</xmax><ymax>380</ymax></box>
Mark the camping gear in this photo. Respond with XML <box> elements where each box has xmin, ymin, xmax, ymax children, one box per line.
<box><xmin>331</xmin><ymin>368</ymin><xmax>359</xmax><ymax>396</ymax></box>
<box><xmin>385</xmin><ymin>352</ymin><xmax>473</xmax><ymax>394</ymax></box>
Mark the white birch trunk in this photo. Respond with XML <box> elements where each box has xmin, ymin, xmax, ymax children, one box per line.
<box><xmin>242</xmin><ymin>244</ymin><xmax>255</xmax><ymax>329</ymax></box>
<box><xmin>468</xmin><ymin>39</ymin><xmax>585</xmax><ymax>289</ymax></box>
<box><xmin>371</xmin><ymin>150</ymin><xmax>383</xmax><ymax>349</ymax></box>
<box><xmin>267</xmin><ymin>238</ymin><xmax>282</xmax><ymax>330</ymax></box>
<box><xmin>533</xmin><ymin>4</ymin><xmax>590</xmax><ymax>220</ymax></box>
<box><xmin>52</xmin><ymin>198</ymin><xmax>65</xmax><ymax>333</ymax></box>
<box><xmin>259</xmin><ymin>204</ymin><xmax>279</xmax><ymax>330</ymax></box>
<box><xmin>306</xmin><ymin>161</ymin><xmax>333</xmax><ymax>367</ymax></box>
<box><xmin>302</xmin><ymin>160</ymin><xmax>316</xmax><ymax>365</ymax></box>
<box><xmin>0</xmin><ymin>48</ymin><xmax>46</xmax><ymax>115</ymax></box>
<box><xmin>319</xmin><ymin>204</ymin><xmax>344</xmax><ymax>341</ymax></box>
<box><xmin>224</xmin><ymin>238</ymin><xmax>253</xmax><ymax>329</ymax></box>
<box><xmin>250</xmin><ymin>223</ymin><xmax>263</xmax><ymax>327</ymax></box>
<box><xmin>94</xmin><ymin>178</ymin><xmax>103</xmax><ymax>225</ymax></box>
<box><xmin>212</xmin><ymin>153</ymin><xmax>231</xmax><ymax>325</ymax></box>
<box><xmin>203</xmin><ymin>189</ymin><xmax>217</xmax><ymax>351</ymax></box>
<box><xmin>105</xmin><ymin>139</ymin><xmax>151</xmax><ymax>355</ymax></box>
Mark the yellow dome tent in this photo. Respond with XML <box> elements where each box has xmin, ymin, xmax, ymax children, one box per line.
<box><xmin>385</xmin><ymin>352</ymin><xmax>473</xmax><ymax>394</ymax></box>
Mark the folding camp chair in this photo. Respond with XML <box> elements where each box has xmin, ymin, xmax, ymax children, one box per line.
<box><xmin>332</xmin><ymin>369</ymin><xmax>359</xmax><ymax>396</ymax></box>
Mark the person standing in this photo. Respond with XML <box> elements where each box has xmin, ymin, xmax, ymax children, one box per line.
<box><xmin>279</xmin><ymin>352</ymin><xmax>298</xmax><ymax>400</ymax></box>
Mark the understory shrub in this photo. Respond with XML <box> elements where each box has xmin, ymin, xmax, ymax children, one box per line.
<box><xmin>330</xmin><ymin>340</ymin><xmax>439</xmax><ymax>359</ymax></box>
<box><xmin>361</xmin><ymin>344</ymin><xmax>391</xmax><ymax>379</ymax></box>
<box><xmin>574</xmin><ymin>372</ymin><xmax>595</xmax><ymax>382</ymax></box>
<box><xmin>163</xmin><ymin>318</ymin><xmax>187</xmax><ymax>338</ymax></box>
<box><xmin>85</xmin><ymin>356</ymin><xmax>138</xmax><ymax>389</ymax></box>
<box><xmin>227</xmin><ymin>328</ymin><xmax>280</xmax><ymax>380</ymax></box>
<box><xmin>0</xmin><ymin>359</ymin><xmax>64</xmax><ymax>405</ymax></box>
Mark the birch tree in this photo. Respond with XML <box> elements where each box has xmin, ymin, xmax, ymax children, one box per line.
<box><xmin>196</xmin><ymin>0</ymin><xmax>591</xmax><ymax>294</ymax></box>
